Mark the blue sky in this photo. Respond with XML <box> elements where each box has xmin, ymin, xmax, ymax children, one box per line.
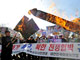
<box><xmin>41</xmin><ymin>0</ymin><xmax>80</xmax><ymax>20</ymax></box>
<box><xmin>53</xmin><ymin>0</ymin><xmax>80</xmax><ymax>18</ymax></box>
<box><xmin>0</xmin><ymin>0</ymin><xmax>80</xmax><ymax>29</ymax></box>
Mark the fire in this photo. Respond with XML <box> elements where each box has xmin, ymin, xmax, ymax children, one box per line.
<box><xmin>18</xmin><ymin>25</ymin><xmax>22</xmax><ymax>31</ymax></box>
<box><xmin>48</xmin><ymin>2</ymin><xmax>55</xmax><ymax>12</ymax></box>
<box><xmin>65</xmin><ymin>16</ymin><xmax>69</xmax><ymax>20</ymax></box>
<box><xmin>55</xmin><ymin>17</ymin><xmax>66</xmax><ymax>26</ymax></box>
<box><xmin>28</xmin><ymin>10</ymin><xmax>32</xmax><ymax>15</ymax></box>
<box><xmin>72</xmin><ymin>18</ymin><xmax>80</xmax><ymax>25</ymax></box>
<box><xmin>47</xmin><ymin>12</ymin><xmax>70</xmax><ymax>30</ymax></box>
<box><xmin>47</xmin><ymin>3</ymin><xmax>79</xmax><ymax>32</ymax></box>
<box><xmin>22</xmin><ymin>16</ymin><xmax>24</xmax><ymax>23</ymax></box>
<box><xmin>29</xmin><ymin>8</ymin><xmax>80</xmax><ymax>34</ymax></box>
<box><xmin>48</xmin><ymin>3</ymin><xmax>69</xmax><ymax>30</ymax></box>
<box><xmin>70</xmin><ymin>14</ymin><xmax>75</xmax><ymax>20</ymax></box>
<box><xmin>48</xmin><ymin>2</ymin><xmax>60</xmax><ymax>17</ymax></box>
<box><xmin>53</xmin><ymin>9</ymin><xmax>60</xmax><ymax>17</ymax></box>
<box><xmin>18</xmin><ymin>17</ymin><xmax>24</xmax><ymax>31</ymax></box>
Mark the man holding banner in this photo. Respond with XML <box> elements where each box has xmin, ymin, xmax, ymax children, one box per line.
<box><xmin>1</xmin><ymin>30</ymin><xmax>13</xmax><ymax>60</ymax></box>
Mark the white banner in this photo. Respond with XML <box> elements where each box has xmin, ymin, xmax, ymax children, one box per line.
<box><xmin>0</xmin><ymin>43</ymin><xmax>80</xmax><ymax>59</ymax></box>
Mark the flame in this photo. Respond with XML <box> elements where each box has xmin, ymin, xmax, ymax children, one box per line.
<box><xmin>48</xmin><ymin>2</ymin><xmax>61</xmax><ymax>17</ymax></box>
<box><xmin>53</xmin><ymin>9</ymin><xmax>60</xmax><ymax>16</ymax></box>
<box><xmin>48</xmin><ymin>2</ymin><xmax>55</xmax><ymax>12</ymax></box>
<box><xmin>70</xmin><ymin>15</ymin><xmax>75</xmax><ymax>20</ymax></box>
<box><xmin>65</xmin><ymin>16</ymin><xmax>69</xmax><ymax>20</ymax></box>
<box><xmin>53</xmin><ymin>9</ymin><xmax>57</xmax><ymax>14</ymax></box>
<box><xmin>48</xmin><ymin>3</ymin><xmax>69</xmax><ymax>30</ymax></box>
<box><xmin>22</xmin><ymin>16</ymin><xmax>24</xmax><ymax>23</ymax></box>
<box><xmin>46</xmin><ymin>12</ymin><xmax>71</xmax><ymax>31</ymax></box>
<box><xmin>30</xmin><ymin>8</ymin><xmax>80</xmax><ymax>34</ymax></box>
<box><xmin>28</xmin><ymin>10</ymin><xmax>32</xmax><ymax>15</ymax></box>
<box><xmin>72</xmin><ymin>18</ymin><xmax>80</xmax><ymax>25</ymax></box>
<box><xmin>18</xmin><ymin>17</ymin><xmax>24</xmax><ymax>31</ymax></box>
<box><xmin>47</xmin><ymin>3</ymin><xmax>79</xmax><ymax>32</ymax></box>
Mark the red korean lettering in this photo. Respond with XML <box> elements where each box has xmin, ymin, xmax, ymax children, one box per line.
<box><xmin>49</xmin><ymin>44</ymin><xmax>54</xmax><ymax>51</ymax></box>
<box><xmin>61</xmin><ymin>44</ymin><xmax>66</xmax><ymax>51</ymax></box>
<box><xmin>40</xmin><ymin>44</ymin><xmax>47</xmax><ymax>51</ymax></box>
<box><xmin>67</xmin><ymin>44</ymin><xmax>73</xmax><ymax>52</ymax></box>
<box><xmin>12</xmin><ymin>45</ymin><xmax>15</xmax><ymax>50</ymax></box>
<box><xmin>12</xmin><ymin>45</ymin><xmax>20</xmax><ymax>50</ymax></box>
<box><xmin>55</xmin><ymin>44</ymin><xmax>60</xmax><ymax>51</ymax></box>
<box><xmin>36</xmin><ymin>44</ymin><xmax>41</xmax><ymax>50</ymax></box>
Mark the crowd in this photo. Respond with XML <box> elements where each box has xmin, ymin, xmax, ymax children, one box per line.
<box><xmin>13</xmin><ymin>35</ymin><xmax>67</xmax><ymax>44</ymax></box>
<box><xmin>24</xmin><ymin>34</ymin><xmax>80</xmax><ymax>43</ymax></box>
<box><xmin>16</xmin><ymin>35</ymin><xmax>67</xmax><ymax>44</ymax></box>
<box><xmin>35</xmin><ymin>35</ymin><xmax>67</xmax><ymax>43</ymax></box>
<box><xmin>1</xmin><ymin>30</ymin><xmax>80</xmax><ymax>60</ymax></box>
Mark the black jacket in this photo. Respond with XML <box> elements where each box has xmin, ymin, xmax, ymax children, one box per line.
<box><xmin>1</xmin><ymin>36</ymin><xmax>13</xmax><ymax>54</ymax></box>
<box><xmin>1</xmin><ymin>36</ymin><xmax>13</xmax><ymax>60</ymax></box>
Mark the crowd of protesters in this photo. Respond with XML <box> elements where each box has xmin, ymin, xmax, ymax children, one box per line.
<box><xmin>12</xmin><ymin>34</ymin><xmax>80</xmax><ymax>44</ymax></box>
<box><xmin>35</xmin><ymin>35</ymin><xmax>67</xmax><ymax>43</ymax></box>
<box><xmin>1</xmin><ymin>30</ymin><xmax>80</xmax><ymax>60</ymax></box>
<box><xmin>15</xmin><ymin>35</ymin><xmax>67</xmax><ymax>44</ymax></box>
<box><xmin>26</xmin><ymin>34</ymin><xmax>80</xmax><ymax>43</ymax></box>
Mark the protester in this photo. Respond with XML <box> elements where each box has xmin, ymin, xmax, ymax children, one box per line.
<box><xmin>35</xmin><ymin>37</ymin><xmax>40</xmax><ymax>43</ymax></box>
<box><xmin>59</xmin><ymin>35</ymin><xmax>67</xmax><ymax>42</ymax></box>
<box><xmin>69</xmin><ymin>34</ymin><xmax>78</xmax><ymax>42</ymax></box>
<box><xmin>31</xmin><ymin>37</ymin><xmax>37</xmax><ymax>43</ymax></box>
<box><xmin>27</xmin><ymin>37</ymin><xmax>36</xmax><ymax>43</ymax></box>
<box><xmin>47</xmin><ymin>36</ymin><xmax>54</xmax><ymax>43</ymax></box>
<box><xmin>39</xmin><ymin>35</ymin><xmax>47</xmax><ymax>43</ymax></box>
<box><xmin>54</xmin><ymin>35</ymin><xmax>62</xmax><ymax>43</ymax></box>
<box><xmin>1</xmin><ymin>30</ymin><xmax>13</xmax><ymax>60</ymax></box>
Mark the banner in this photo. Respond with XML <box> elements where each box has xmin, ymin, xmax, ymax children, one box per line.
<box><xmin>23</xmin><ymin>19</ymin><xmax>39</xmax><ymax>38</ymax></box>
<box><xmin>14</xmin><ymin>16</ymin><xmax>39</xmax><ymax>39</ymax></box>
<box><xmin>14</xmin><ymin>15</ymin><xmax>29</xmax><ymax>39</ymax></box>
<box><xmin>29</xmin><ymin>8</ymin><xmax>80</xmax><ymax>34</ymax></box>
<box><xmin>0</xmin><ymin>43</ymin><xmax>80</xmax><ymax>59</ymax></box>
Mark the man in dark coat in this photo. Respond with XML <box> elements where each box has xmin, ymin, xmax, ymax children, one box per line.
<box><xmin>1</xmin><ymin>30</ymin><xmax>13</xmax><ymax>60</ymax></box>
<box><xmin>59</xmin><ymin>35</ymin><xmax>67</xmax><ymax>42</ymax></box>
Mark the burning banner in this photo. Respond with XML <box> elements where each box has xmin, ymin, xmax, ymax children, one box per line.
<box><xmin>23</xmin><ymin>19</ymin><xmax>39</xmax><ymax>39</ymax></box>
<box><xmin>14</xmin><ymin>15</ymin><xmax>29</xmax><ymax>32</ymax></box>
<box><xmin>14</xmin><ymin>16</ymin><xmax>39</xmax><ymax>39</ymax></box>
<box><xmin>28</xmin><ymin>8</ymin><xmax>80</xmax><ymax>34</ymax></box>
